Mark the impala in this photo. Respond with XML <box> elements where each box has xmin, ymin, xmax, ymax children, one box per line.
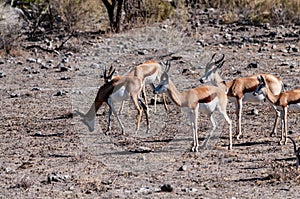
<box><xmin>254</xmin><ymin>75</ymin><xmax>300</xmax><ymax>145</ymax></box>
<box><xmin>120</xmin><ymin>60</ymin><xmax>168</xmax><ymax>113</ymax></box>
<box><xmin>199</xmin><ymin>54</ymin><xmax>283</xmax><ymax>139</ymax></box>
<box><xmin>153</xmin><ymin>61</ymin><xmax>232</xmax><ymax>152</ymax></box>
<box><xmin>76</xmin><ymin>66</ymin><xmax>150</xmax><ymax>134</ymax></box>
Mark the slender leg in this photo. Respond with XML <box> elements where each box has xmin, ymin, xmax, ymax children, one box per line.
<box><xmin>236</xmin><ymin>98</ymin><xmax>243</xmax><ymax>140</ymax></box>
<box><xmin>105</xmin><ymin>108</ymin><xmax>112</xmax><ymax>134</ymax></box>
<box><xmin>119</xmin><ymin>100</ymin><xmax>125</xmax><ymax>115</ymax></box>
<box><xmin>189</xmin><ymin>107</ymin><xmax>199</xmax><ymax>152</ymax></box>
<box><xmin>154</xmin><ymin>94</ymin><xmax>157</xmax><ymax>113</ymax></box>
<box><xmin>282</xmin><ymin>106</ymin><xmax>288</xmax><ymax>145</ymax></box>
<box><xmin>220</xmin><ymin>110</ymin><xmax>233</xmax><ymax>150</ymax></box>
<box><xmin>279</xmin><ymin>109</ymin><xmax>285</xmax><ymax>145</ymax></box>
<box><xmin>209</xmin><ymin>114</ymin><xmax>217</xmax><ymax>132</ymax></box>
<box><xmin>108</xmin><ymin>98</ymin><xmax>125</xmax><ymax>134</ymax></box>
<box><xmin>162</xmin><ymin>93</ymin><xmax>168</xmax><ymax>112</ymax></box>
<box><xmin>270</xmin><ymin>104</ymin><xmax>280</xmax><ymax>137</ymax></box>
<box><xmin>138</xmin><ymin>98</ymin><xmax>150</xmax><ymax>132</ymax></box>
<box><xmin>131</xmin><ymin>96</ymin><xmax>143</xmax><ymax>133</ymax></box>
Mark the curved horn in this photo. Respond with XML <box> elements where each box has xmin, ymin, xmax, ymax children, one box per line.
<box><xmin>104</xmin><ymin>66</ymin><xmax>107</xmax><ymax>80</ymax></box>
<box><xmin>214</xmin><ymin>54</ymin><xmax>225</xmax><ymax>65</ymax></box>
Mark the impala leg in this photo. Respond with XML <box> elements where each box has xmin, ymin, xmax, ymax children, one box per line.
<box><xmin>154</xmin><ymin>94</ymin><xmax>157</xmax><ymax>113</ymax></box>
<box><xmin>108</xmin><ymin>98</ymin><xmax>125</xmax><ymax>134</ymax></box>
<box><xmin>138</xmin><ymin>98</ymin><xmax>150</xmax><ymax>133</ymax></box>
<box><xmin>119</xmin><ymin>100</ymin><xmax>125</xmax><ymax>115</ymax></box>
<box><xmin>132</xmin><ymin>96</ymin><xmax>143</xmax><ymax>133</ymax></box>
<box><xmin>141</xmin><ymin>85</ymin><xmax>149</xmax><ymax>112</ymax></box>
<box><xmin>280</xmin><ymin>107</ymin><xmax>288</xmax><ymax>145</ymax></box>
<box><xmin>279</xmin><ymin>108</ymin><xmax>285</xmax><ymax>145</ymax></box>
<box><xmin>270</xmin><ymin>104</ymin><xmax>280</xmax><ymax>137</ymax></box>
<box><xmin>162</xmin><ymin>93</ymin><xmax>168</xmax><ymax>112</ymax></box>
<box><xmin>189</xmin><ymin>107</ymin><xmax>199</xmax><ymax>152</ymax></box>
<box><xmin>220</xmin><ymin>110</ymin><xmax>233</xmax><ymax>150</ymax></box>
<box><xmin>105</xmin><ymin>108</ymin><xmax>112</xmax><ymax>134</ymax></box>
<box><xmin>235</xmin><ymin>98</ymin><xmax>243</xmax><ymax>140</ymax></box>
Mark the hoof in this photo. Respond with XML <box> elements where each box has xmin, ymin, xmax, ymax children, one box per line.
<box><xmin>191</xmin><ymin>146</ymin><xmax>198</xmax><ymax>152</ymax></box>
<box><xmin>228</xmin><ymin>145</ymin><xmax>232</xmax><ymax>150</ymax></box>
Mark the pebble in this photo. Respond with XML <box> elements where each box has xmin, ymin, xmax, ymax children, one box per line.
<box><xmin>54</xmin><ymin>90</ymin><xmax>68</xmax><ymax>96</ymax></box>
<box><xmin>178</xmin><ymin>165</ymin><xmax>187</xmax><ymax>171</ymax></box>
<box><xmin>248</xmin><ymin>62</ymin><xmax>258</xmax><ymax>68</ymax></box>
<box><xmin>0</xmin><ymin>71</ymin><xmax>6</xmax><ymax>78</ymax></box>
<box><xmin>10</xmin><ymin>93</ymin><xmax>20</xmax><ymax>98</ymax></box>
<box><xmin>250</xmin><ymin>109</ymin><xmax>259</xmax><ymax>115</ymax></box>
<box><xmin>133</xmin><ymin>146</ymin><xmax>152</xmax><ymax>153</ymax></box>
<box><xmin>161</xmin><ymin>184</ymin><xmax>173</xmax><ymax>192</ymax></box>
<box><xmin>48</xmin><ymin>173</ymin><xmax>70</xmax><ymax>183</ymax></box>
<box><xmin>0</xmin><ymin>60</ymin><xmax>4</xmax><ymax>64</ymax></box>
<box><xmin>31</xmin><ymin>87</ymin><xmax>41</xmax><ymax>91</ymax></box>
<box><xmin>27</xmin><ymin>58</ymin><xmax>36</xmax><ymax>63</ymax></box>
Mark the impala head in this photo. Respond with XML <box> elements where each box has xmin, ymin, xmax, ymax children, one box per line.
<box><xmin>103</xmin><ymin>65</ymin><xmax>116</xmax><ymax>83</ymax></box>
<box><xmin>253</xmin><ymin>75</ymin><xmax>267</xmax><ymax>96</ymax></box>
<box><xmin>153</xmin><ymin>61</ymin><xmax>171</xmax><ymax>94</ymax></box>
<box><xmin>199</xmin><ymin>53</ymin><xmax>225</xmax><ymax>83</ymax></box>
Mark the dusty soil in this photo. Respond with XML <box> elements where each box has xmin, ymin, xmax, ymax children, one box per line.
<box><xmin>0</xmin><ymin>21</ymin><xmax>300</xmax><ymax>198</ymax></box>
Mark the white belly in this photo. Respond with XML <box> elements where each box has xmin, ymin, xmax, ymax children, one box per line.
<box><xmin>144</xmin><ymin>73</ymin><xmax>157</xmax><ymax>84</ymax></box>
<box><xmin>198</xmin><ymin>97</ymin><xmax>219</xmax><ymax>115</ymax></box>
<box><xmin>242</xmin><ymin>92</ymin><xmax>265</xmax><ymax>103</ymax></box>
<box><xmin>110</xmin><ymin>86</ymin><xmax>130</xmax><ymax>102</ymax></box>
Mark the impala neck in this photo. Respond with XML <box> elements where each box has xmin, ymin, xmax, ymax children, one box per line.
<box><xmin>166</xmin><ymin>81</ymin><xmax>184</xmax><ymax>106</ymax></box>
<box><xmin>213</xmin><ymin>72</ymin><xmax>228</xmax><ymax>92</ymax></box>
<box><xmin>264</xmin><ymin>87</ymin><xmax>281</xmax><ymax>105</ymax></box>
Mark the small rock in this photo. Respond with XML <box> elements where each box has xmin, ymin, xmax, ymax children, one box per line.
<box><xmin>291</xmin><ymin>47</ymin><xmax>299</xmax><ymax>52</ymax></box>
<box><xmin>281</xmin><ymin>49</ymin><xmax>288</xmax><ymax>53</ymax></box>
<box><xmin>34</xmin><ymin>131</ymin><xmax>43</xmax><ymax>136</ymax></box>
<box><xmin>290</xmin><ymin>65</ymin><xmax>295</xmax><ymax>69</ymax></box>
<box><xmin>161</xmin><ymin>184</ymin><xmax>173</xmax><ymax>192</ymax></box>
<box><xmin>248</xmin><ymin>62</ymin><xmax>258</xmax><ymax>68</ymax></box>
<box><xmin>133</xmin><ymin>146</ymin><xmax>152</xmax><ymax>153</ymax></box>
<box><xmin>17</xmin><ymin>61</ymin><xmax>23</xmax><ymax>65</ymax></box>
<box><xmin>31</xmin><ymin>87</ymin><xmax>41</xmax><ymax>91</ymax></box>
<box><xmin>48</xmin><ymin>173</ymin><xmax>70</xmax><ymax>183</ymax></box>
<box><xmin>27</xmin><ymin>58</ymin><xmax>36</xmax><ymax>63</ymax></box>
<box><xmin>60</xmin><ymin>76</ymin><xmax>71</xmax><ymax>80</ymax></box>
<box><xmin>250</xmin><ymin>109</ymin><xmax>259</xmax><ymax>115</ymax></box>
<box><xmin>178</xmin><ymin>165</ymin><xmax>187</xmax><ymax>171</ymax></box>
<box><xmin>10</xmin><ymin>93</ymin><xmax>20</xmax><ymax>98</ymax></box>
<box><xmin>61</xmin><ymin>57</ymin><xmax>69</xmax><ymax>63</ymax></box>
<box><xmin>0</xmin><ymin>60</ymin><xmax>4</xmax><ymax>64</ymax></box>
<box><xmin>59</xmin><ymin>65</ymin><xmax>69</xmax><ymax>72</ymax></box>
<box><xmin>0</xmin><ymin>71</ymin><xmax>6</xmax><ymax>78</ymax></box>
<box><xmin>54</xmin><ymin>90</ymin><xmax>67</xmax><ymax>96</ymax></box>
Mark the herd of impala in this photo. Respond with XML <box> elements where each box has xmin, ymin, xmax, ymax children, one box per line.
<box><xmin>76</xmin><ymin>54</ymin><xmax>300</xmax><ymax>154</ymax></box>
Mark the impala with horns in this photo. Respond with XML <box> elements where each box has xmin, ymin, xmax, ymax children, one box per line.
<box><xmin>119</xmin><ymin>60</ymin><xmax>168</xmax><ymax>114</ymax></box>
<box><xmin>153</xmin><ymin>61</ymin><xmax>232</xmax><ymax>152</ymax></box>
<box><xmin>76</xmin><ymin>66</ymin><xmax>150</xmax><ymax>134</ymax></box>
<box><xmin>199</xmin><ymin>54</ymin><xmax>283</xmax><ymax>139</ymax></box>
<box><xmin>254</xmin><ymin>75</ymin><xmax>300</xmax><ymax>145</ymax></box>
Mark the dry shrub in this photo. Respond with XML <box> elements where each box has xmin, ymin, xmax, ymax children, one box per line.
<box><xmin>53</xmin><ymin>0</ymin><xmax>103</xmax><ymax>31</ymax></box>
<box><xmin>197</xmin><ymin>0</ymin><xmax>300</xmax><ymax>24</ymax></box>
<box><xmin>123</xmin><ymin>0</ymin><xmax>175</xmax><ymax>29</ymax></box>
<box><xmin>0</xmin><ymin>4</ymin><xmax>22</xmax><ymax>52</ymax></box>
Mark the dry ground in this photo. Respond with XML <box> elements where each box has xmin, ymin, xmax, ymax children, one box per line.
<box><xmin>0</xmin><ymin>22</ymin><xmax>299</xmax><ymax>198</ymax></box>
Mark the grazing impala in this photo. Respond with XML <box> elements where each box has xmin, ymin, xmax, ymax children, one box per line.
<box><xmin>199</xmin><ymin>54</ymin><xmax>283</xmax><ymax>139</ymax></box>
<box><xmin>254</xmin><ymin>75</ymin><xmax>300</xmax><ymax>145</ymax></box>
<box><xmin>119</xmin><ymin>60</ymin><xmax>168</xmax><ymax>113</ymax></box>
<box><xmin>76</xmin><ymin>66</ymin><xmax>150</xmax><ymax>134</ymax></box>
<box><xmin>153</xmin><ymin>61</ymin><xmax>232</xmax><ymax>152</ymax></box>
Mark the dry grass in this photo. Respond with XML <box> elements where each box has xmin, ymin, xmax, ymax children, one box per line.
<box><xmin>205</xmin><ymin>0</ymin><xmax>300</xmax><ymax>24</ymax></box>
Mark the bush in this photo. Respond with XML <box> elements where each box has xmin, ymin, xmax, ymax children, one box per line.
<box><xmin>0</xmin><ymin>4</ymin><xmax>22</xmax><ymax>52</ymax></box>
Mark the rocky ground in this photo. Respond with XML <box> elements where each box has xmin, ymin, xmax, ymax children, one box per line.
<box><xmin>0</xmin><ymin>19</ymin><xmax>299</xmax><ymax>198</ymax></box>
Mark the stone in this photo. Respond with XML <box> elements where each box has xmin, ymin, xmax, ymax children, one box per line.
<box><xmin>178</xmin><ymin>165</ymin><xmax>187</xmax><ymax>171</ymax></box>
<box><xmin>161</xmin><ymin>184</ymin><xmax>173</xmax><ymax>192</ymax></box>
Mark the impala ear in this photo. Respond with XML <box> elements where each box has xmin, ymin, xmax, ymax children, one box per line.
<box><xmin>257</xmin><ymin>75</ymin><xmax>265</xmax><ymax>84</ymax></box>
